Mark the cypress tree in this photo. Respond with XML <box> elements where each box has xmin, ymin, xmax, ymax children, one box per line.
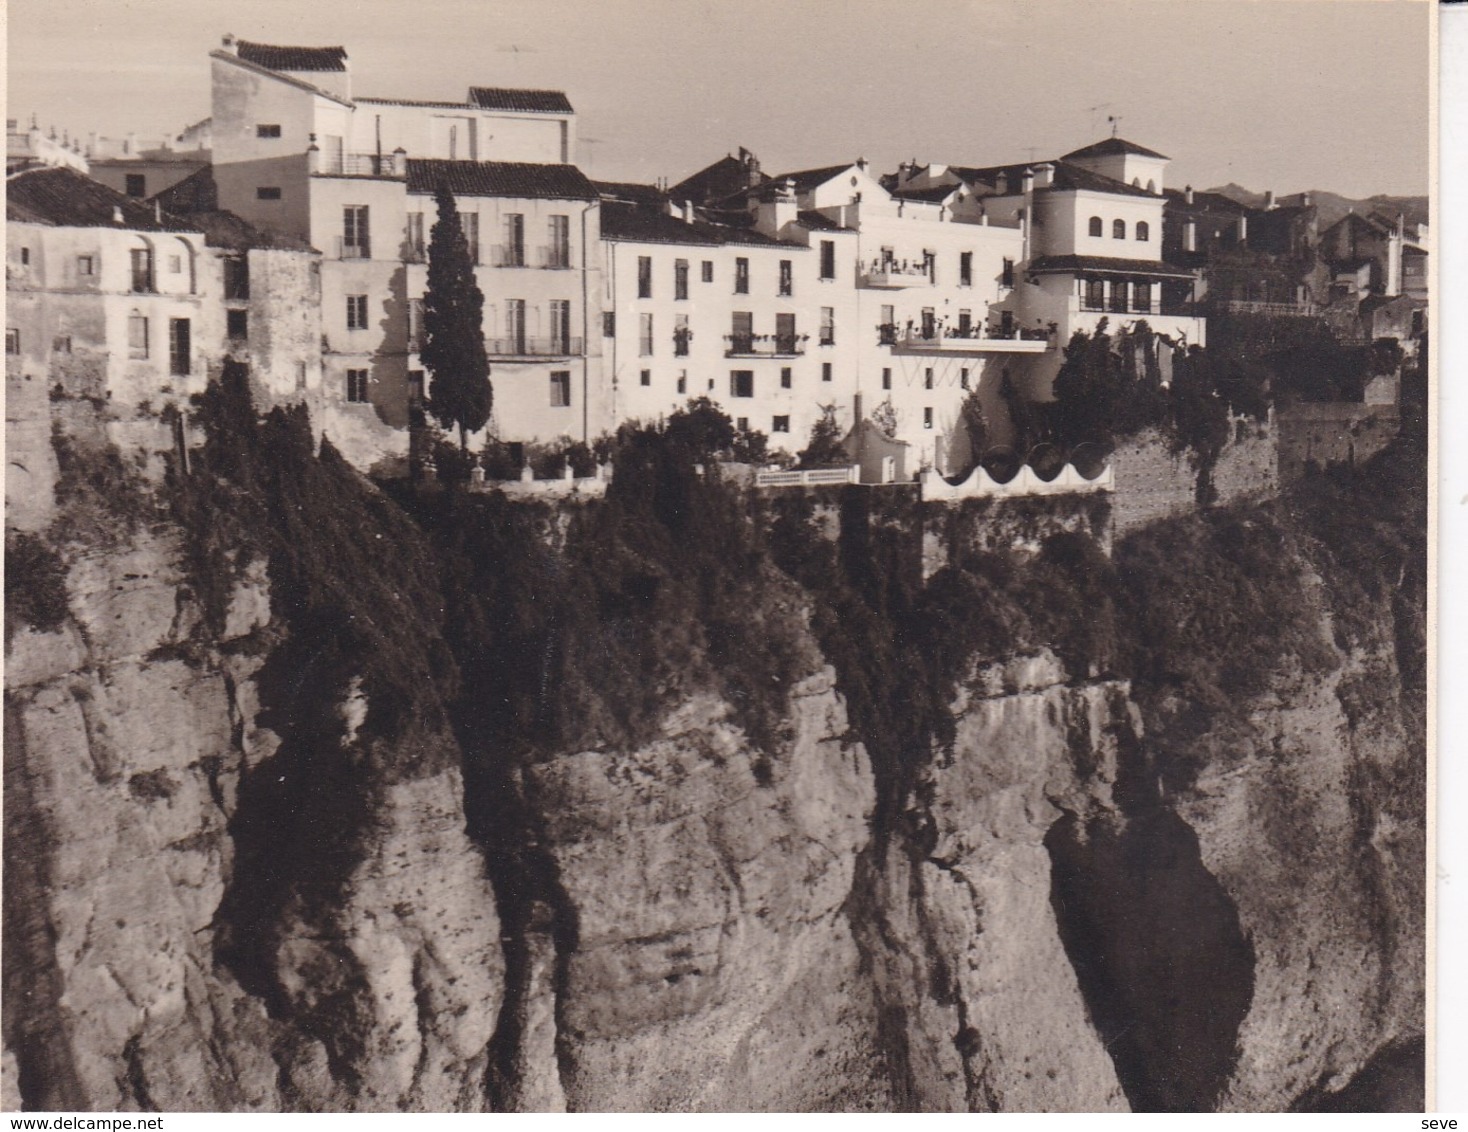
<box><xmin>422</xmin><ymin>185</ymin><xmax>492</xmax><ymax>450</ymax></box>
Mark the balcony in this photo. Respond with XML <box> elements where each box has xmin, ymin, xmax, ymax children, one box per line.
<box><xmin>316</xmin><ymin>152</ymin><xmax>404</xmax><ymax>178</ymax></box>
<box><xmin>859</xmin><ymin>261</ymin><xmax>933</xmax><ymax>289</ymax></box>
<box><xmin>485</xmin><ymin>336</ymin><xmax>583</xmax><ymax>358</ymax></box>
<box><xmin>335</xmin><ymin>238</ymin><xmax>372</xmax><ymax>260</ymax></box>
<box><xmin>402</xmin><ymin>245</ymin><xmax>427</xmax><ymax>265</ymax></box>
<box><xmin>724</xmin><ymin>333</ymin><xmax>807</xmax><ymax>358</ymax></box>
<box><xmin>491</xmin><ymin>245</ymin><xmax>527</xmax><ymax>268</ymax></box>
<box><xmin>890</xmin><ymin>325</ymin><xmax>1052</xmax><ymax>355</ymax></box>
<box><xmin>538</xmin><ymin>246</ymin><xmax>572</xmax><ymax>270</ymax></box>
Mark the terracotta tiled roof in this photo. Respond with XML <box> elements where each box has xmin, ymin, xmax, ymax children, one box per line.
<box><xmin>600</xmin><ymin>201</ymin><xmax>802</xmax><ymax>248</ymax></box>
<box><xmin>147</xmin><ymin>167</ymin><xmax>313</xmax><ymax>250</ymax></box>
<box><xmin>467</xmin><ymin>87</ymin><xmax>573</xmax><ymax>113</ymax></box>
<box><xmin>891</xmin><ymin>184</ymin><xmax>959</xmax><ymax>203</ymax></box>
<box><xmin>1061</xmin><ymin>136</ymin><xmax>1170</xmax><ymax>162</ymax></box>
<box><xmin>770</xmin><ymin>162</ymin><xmax>858</xmax><ymax>193</ymax></box>
<box><xmin>796</xmin><ymin>210</ymin><xmax>844</xmax><ymax>231</ymax></box>
<box><xmin>236</xmin><ymin>40</ymin><xmax>347</xmax><ymax>72</ymax></box>
<box><xmin>356</xmin><ymin>96</ymin><xmax>475</xmax><ymax>110</ymax></box>
<box><xmin>949</xmin><ymin>160</ymin><xmax>1157</xmax><ymax>199</ymax></box>
<box><xmin>669</xmin><ymin>154</ymin><xmax>768</xmax><ymax>206</ymax></box>
<box><xmin>1028</xmin><ymin>254</ymin><xmax>1197</xmax><ymax>279</ymax></box>
<box><xmin>406</xmin><ymin>159</ymin><xmax>597</xmax><ymax>200</ymax></box>
<box><xmin>6</xmin><ymin>165</ymin><xmax>196</xmax><ymax>232</ymax></box>
<box><xmin>595</xmin><ymin>180</ymin><xmax>669</xmax><ymax>207</ymax></box>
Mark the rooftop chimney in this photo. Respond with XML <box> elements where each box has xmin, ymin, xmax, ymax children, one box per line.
<box><xmin>1300</xmin><ymin>191</ymin><xmax>1312</xmax><ymax>207</ymax></box>
<box><xmin>1236</xmin><ymin>214</ymin><xmax>1248</xmax><ymax>246</ymax></box>
<box><xmin>1034</xmin><ymin>162</ymin><xmax>1055</xmax><ymax>188</ymax></box>
<box><xmin>221</xmin><ymin>33</ymin><xmax>238</xmax><ymax>54</ymax></box>
<box><xmin>1184</xmin><ymin>217</ymin><xmax>1197</xmax><ymax>253</ymax></box>
<box><xmin>1184</xmin><ymin>184</ymin><xmax>1194</xmax><ymax>205</ymax></box>
<box><xmin>112</xmin><ymin>206</ymin><xmax>124</xmax><ymax>225</ymax></box>
<box><xmin>1264</xmin><ymin>190</ymin><xmax>1275</xmax><ymax>210</ymax></box>
<box><xmin>995</xmin><ymin>170</ymin><xmax>1009</xmax><ymax>195</ymax></box>
<box><xmin>1021</xmin><ymin>166</ymin><xmax>1035</xmax><ymax>195</ymax></box>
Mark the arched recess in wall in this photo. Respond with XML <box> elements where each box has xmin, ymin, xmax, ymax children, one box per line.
<box><xmin>174</xmin><ymin>236</ymin><xmax>198</xmax><ymax>295</ymax></box>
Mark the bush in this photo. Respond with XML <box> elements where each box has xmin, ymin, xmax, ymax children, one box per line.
<box><xmin>5</xmin><ymin>532</ymin><xmax>70</xmax><ymax>638</ymax></box>
<box><xmin>797</xmin><ymin>404</ymin><xmax>847</xmax><ymax>468</ymax></box>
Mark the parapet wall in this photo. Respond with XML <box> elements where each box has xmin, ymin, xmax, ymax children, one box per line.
<box><xmin>1275</xmin><ymin>402</ymin><xmax>1399</xmax><ymax>483</ymax></box>
<box><xmin>1110</xmin><ymin>417</ymin><xmax>1277</xmax><ymax>536</ymax></box>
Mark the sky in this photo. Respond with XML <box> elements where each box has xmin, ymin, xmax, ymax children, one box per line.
<box><xmin>6</xmin><ymin>0</ymin><xmax>1432</xmax><ymax>198</ymax></box>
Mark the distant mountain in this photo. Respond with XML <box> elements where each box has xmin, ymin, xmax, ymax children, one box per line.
<box><xmin>1205</xmin><ymin>184</ymin><xmax>1428</xmax><ymax>233</ymax></box>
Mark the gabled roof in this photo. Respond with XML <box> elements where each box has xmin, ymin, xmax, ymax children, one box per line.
<box><xmin>467</xmin><ymin>87</ymin><xmax>573</xmax><ymax>114</ymax></box>
<box><xmin>236</xmin><ymin>40</ymin><xmax>347</xmax><ymax>72</ymax></box>
<box><xmin>796</xmin><ymin>209</ymin><xmax>844</xmax><ymax>231</ymax></box>
<box><xmin>7</xmin><ymin>165</ymin><xmax>197</xmax><ymax>232</ymax></box>
<box><xmin>1326</xmin><ymin>211</ymin><xmax>1394</xmax><ymax>238</ymax></box>
<box><xmin>356</xmin><ymin>96</ymin><xmax>477</xmax><ymax>111</ymax></box>
<box><xmin>595</xmin><ymin>180</ymin><xmax>669</xmax><ymax>208</ymax></box>
<box><xmin>770</xmin><ymin>162</ymin><xmax>858</xmax><ymax>193</ymax></box>
<box><xmin>948</xmin><ymin>159</ymin><xmax>1157</xmax><ymax>199</ymax></box>
<box><xmin>669</xmin><ymin>153</ymin><xmax>768</xmax><ymax>206</ymax></box>
<box><xmin>891</xmin><ymin>184</ymin><xmax>960</xmax><ymax>204</ymax></box>
<box><xmin>1162</xmin><ymin>187</ymin><xmax>1249</xmax><ymax>215</ymax></box>
<box><xmin>406</xmin><ymin>159</ymin><xmax>597</xmax><ymax>200</ymax></box>
<box><xmin>1061</xmin><ymin>137</ymin><xmax>1170</xmax><ymax>162</ymax></box>
<box><xmin>599</xmin><ymin>201</ymin><xmax>803</xmax><ymax>248</ymax></box>
<box><xmin>1028</xmin><ymin>254</ymin><xmax>1197</xmax><ymax>280</ymax></box>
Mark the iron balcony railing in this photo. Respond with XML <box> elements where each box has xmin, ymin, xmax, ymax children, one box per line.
<box><xmin>485</xmin><ymin>335</ymin><xmax>584</xmax><ymax>357</ymax></box>
<box><xmin>725</xmin><ymin>333</ymin><xmax>806</xmax><ymax>357</ymax></box>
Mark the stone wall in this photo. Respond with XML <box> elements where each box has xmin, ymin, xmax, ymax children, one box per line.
<box><xmin>1276</xmin><ymin>402</ymin><xmax>1400</xmax><ymax>484</ymax></box>
<box><xmin>1110</xmin><ymin>418</ymin><xmax>1278</xmax><ymax>536</ymax></box>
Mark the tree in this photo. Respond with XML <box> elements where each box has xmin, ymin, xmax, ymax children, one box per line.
<box><xmin>797</xmin><ymin>404</ymin><xmax>848</xmax><ymax>468</ymax></box>
<box><xmin>422</xmin><ymin>186</ymin><xmax>492</xmax><ymax>450</ymax></box>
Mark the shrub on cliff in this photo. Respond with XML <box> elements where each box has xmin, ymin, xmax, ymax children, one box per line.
<box><xmin>4</xmin><ymin>532</ymin><xmax>69</xmax><ymax>639</ymax></box>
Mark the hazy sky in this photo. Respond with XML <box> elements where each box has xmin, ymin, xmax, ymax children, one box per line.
<box><xmin>7</xmin><ymin>0</ymin><xmax>1432</xmax><ymax>198</ymax></box>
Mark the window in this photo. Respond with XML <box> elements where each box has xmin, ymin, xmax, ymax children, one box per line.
<box><xmin>408</xmin><ymin>370</ymin><xmax>425</xmax><ymax>408</ymax></box>
<box><xmin>1110</xmin><ymin>280</ymin><xmax>1129</xmax><ymax>313</ymax></box>
<box><xmin>819</xmin><ymin>307</ymin><xmax>835</xmax><ymax>345</ymax></box>
<box><xmin>772</xmin><ymin>415</ymin><xmax>790</xmax><ymax>433</ymax></box>
<box><xmin>602</xmin><ymin>311</ymin><xmax>616</xmax><ymax>337</ymax></box>
<box><xmin>639</xmin><ymin>312</ymin><xmax>654</xmax><ymax>356</ymax></box>
<box><xmin>677</xmin><ymin>371</ymin><xmax>687</xmax><ymax>394</ymax></box>
<box><xmin>737</xmin><ymin>417</ymin><xmax>749</xmax><ymax>432</ymax></box>
<box><xmin>731</xmin><ymin>370</ymin><xmax>754</xmax><ymax>398</ymax></box>
<box><xmin>958</xmin><ymin>309</ymin><xmax>972</xmax><ymax>336</ymax></box>
<box><xmin>961</xmin><ymin>367</ymin><xmax>971</xmax><ymax>390</ymax></box>
<box><xmin>343</xmin><ymin>206</ymin><xmax>370</xmax><ymax>258</ymax></box>
<box><xmin>462</xmin><ymin>213</ymin><xmax>480</xmax><ymax>264</ymax></box>
<box><xmin>1133</xmin><ymin>281</ymin><xmax>1152</xmax><ymax>313</ymax></box>
<box><xmin>780</xmin><ymin>367</ymin><xmax>792</xmax><ymax>389</ymax></box>
<box><xmin>882</xmin><ymin>367</ymin><xmax>891</xmax><ymax>390</ymax></box>
<box><xmin>775</xmin><ymin>312</ymin><xmax>797</xmax><ymax>353</ymax></box>
<box><xmin>500</xmin><ymin>213</ymin><xmax>523</xmax><ymax>266</ymax></box>
<box><xmin>1002</xmin><ymin>258</ymin><xmax>1015</xmax><ymax>288</ymax></box>
<box><xmin>924</xmin><ymin>368</ymin><xmax>934</xmax><ymax>390</ymax></box>
<box><xmin>257</xmin><ymin>187</ymin><xmax>282</xmax><ymax>201</ymax></box>
<box><xmin>959</xmin><ymin>251</ymin><xmax>972</xmax><ymax>286</ymax></box>
<box><xmin>77</xmin><ymin>255</ymin><xmax>95</xmax><ymax>277</ymax></box>
<box><xmin>256</xmin><ymin>124</ymin><xmax>282</xmax><ymax>138</ymax></box>
<box><xmin>125</xmin><ymin>173</ymin><xmax>146</xmax><ymax>198</ymax></box>
<box><xmin>346</xmin><ymin>294</ymin><xmax>369</xmax><ymax>330</ymax></box>
<box><xmin>1088</xmin><ymin>216</ymin><xmax>1103</xmax><ymax>237</ymax></box>
<box><xmin>674</xmin><ymin>313</ymin><xmax>690</xmax><ymax>356</ymax></box>
<box><xmin>408</xmin><ymin>298</ymin><xmax>425</xmax><ymax>349</ymax></box>
<box><xmin>1136</xmin><ymin>221</ymin><xmax>1150</xmax><ymax>242</ymax></box>
<box><xmin>505</xmin><ymin>299</ymin><xmax>526</xmax><ymax>352</ymax></box>
<box><xmin>5</xmin><ymin>329</ymin><xmax>19</xmax><ymax>355</ymax></box>
<box><xmin>130</xmin><ymin>248</ymin><xmax>154</xmax><ymax>293</ymax></box>
<box><xmin>923</xmin><ymin>407</ymin><xmax>934</xmax><ymax>429</ymax></box>
<box><xmin>730</xmin><ymin>310</ymin><xmax>753</xmax><ymax>353</ymax></box>
<box><xmin>547</xmin><ymin>215</ymin><xmax>570</xmax><ymax>268</ymax></box>
<box><xmin>224</xmin><ymin>256</ymin><xmax>250</xmax><ymax>299</ymax></box>
<box><xmin>701</xmin><ymin>260</ymin><xmax>714</xmax><ymax>283</ymax></box>
<box><xmin>169</xmin><ymin>318</ymin><xmax>191</xmax><ymax>376</ymax></box>
<box><xmin>128</xmin><ymin>314</ymin><xmax>148</xmax><ymax>358</ymax></box>
<box><xmin>674</xmin><ymin>259</ymin><xmax>689</xmax><ymax>300</ymax></box>
<box><xmin>1084</xmin><ymin>278</ymin><xmax>1105</xmax><ymax>310</ymax></box>
<box><xmin>1113</xmin><ymin>219</ymin><xmax>1126</xmax><ymax>239</ymax></box>
<box><xmin>346</xmin><ymin>369</ymin><xmax>370</xmax><ymax>403</ymax></box>
<box><xmin>640</xmin><ymin>369</ymin><xmax>652</xmax><ymax>386</ymax></box>
<box><xmin>778</xmin><ymin>259</ymin><xmax>793</xmax><ymax>296</ymax></box>
<box><xmin>819</xmin><ymin>240</ymin><xmax>835</xmax><ymax>280</ymax></box>
<box><xmin>822</xmin><ymin>362</ymin><xmax>832</xmax><ymax>383</ymax></box>
<box><xmin>227</xmin><ymin>309</ymin><xmax>249</xmax><ymax>340</ymax></box>
<box><xmin>20</xmin><ymin>247</ymin><xmax>30</xmax><ymax>266</ymax></box>
<box><xmin>921</xmin><ymin>307</ymin><xmax>936</xmax><ymax>339</ymax></box>
<box><xmin>637</xmin><ymin>255</ymin><xmax>653</xmax><ymax>298</ymax></box>
<box><xmin>406</xmin><ymin>213</ymin><xmax>426</xmax><ymax>260</ymax></box>
<box><xmin>734</xmin><ymin>257</ymin><xmax>749</xmax><ymax>294</ymax></box>
<box><xmin>549</xmin><ymin>299</ymin><xmax>571</xmax><ymax>352</ymax></box>
<box><xmin>53</xmin><ymin>335</ymin><xmax>72</xmax><ymax>354</ymax></box>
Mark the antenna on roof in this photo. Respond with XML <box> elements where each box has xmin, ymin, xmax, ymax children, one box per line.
<box><xmin>1108</xmin><ymin>114</ymin><xmax>1123</xmax><ymax>138</ymax></box>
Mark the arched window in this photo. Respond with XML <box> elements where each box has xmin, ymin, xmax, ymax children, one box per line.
<box><xmin>1113</xmin><ymin>219</ymin><xmax>1126</xmax><ymax>239</ymax></box>
<box><xmin>1088</xmin><ymin>216</ymin><xmax>1103</xmax><ymax>237</ymax></box>
<box><xmin>1146</xmin><ymin>179</ymin><xmax>1157</xmax><ymax>194</ymax></box>
<box><xmin>1136</xmin><ymin>221</ymin><xmax>1150</xmax><ymax>242</ymax></box>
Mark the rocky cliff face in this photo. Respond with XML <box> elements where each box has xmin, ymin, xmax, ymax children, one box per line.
<box><xmin>3</xmin><ymin>401</ymin><xmax>1424</xmax><ymax>1112</ymax></box>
